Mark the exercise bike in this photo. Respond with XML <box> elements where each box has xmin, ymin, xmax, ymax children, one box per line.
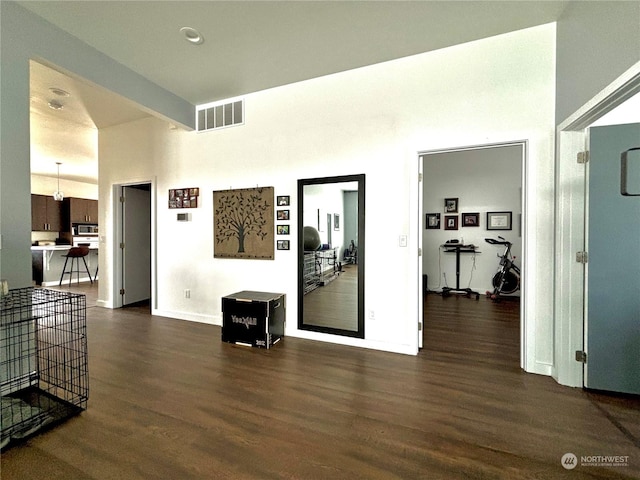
<box><xmin>484</xmin><ymin>236</ymin><xmax>520</xmax><ymax>301</ymax></box>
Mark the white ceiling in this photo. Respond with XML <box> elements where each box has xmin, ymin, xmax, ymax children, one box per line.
<box><xmin>23</xmin><ymin>1</ymin><xmax>573</xmax><ymax>183</ymax></box>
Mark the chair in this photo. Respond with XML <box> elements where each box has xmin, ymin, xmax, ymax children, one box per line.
<box><xmin>59</xmin><ymin>246</ymin><xmax>93</xmax><ymax>286</ymax></box>
<box><xmin>343</xmin><ymin>240</ymin><xmax>357</xmax><ymax>264</ymax></box>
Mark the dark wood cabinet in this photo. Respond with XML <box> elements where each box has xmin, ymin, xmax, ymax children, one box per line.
<box><xmin>31</xmin><ymin>194</ymin><xmax>62</xmax><ymax>232</ymax></box>
<box><xmin>68</xmin><ymin>198</ymin><xmax>98</xmax><ymax>224</ymax></box>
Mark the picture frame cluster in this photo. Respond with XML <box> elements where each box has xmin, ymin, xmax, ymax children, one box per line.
<box><xmin>426</xmin><ymin>197</ymin><xmax>512</xmax><ymax>231</ymax></box>
<box><xmin>169</xmin><ymin>187</ymin><xmax>199</xmax><ymax>209</ymax></box>
<box><xmin>276</xmin><ymin>195</ymin><xmax>290</xmax><ymax>250</ymax></box>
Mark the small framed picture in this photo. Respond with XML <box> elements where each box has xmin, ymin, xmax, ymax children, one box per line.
<box><xmin>444</xmin><ymin>197</ymin><xmax>458</xmax><ymax>213</ymax></box>
<box><xmin>277</xmin><ymin>209</ymin><xmax>290</xmax><ymax>221</ymax></box>
<box><xmin>426</xmin><ymin>213</ymin><xmax>441</xmax><ymax>229</ymax></box>
<box><xmin>277</xmin><ymin>225</ymin><xmax>290</xmax><ymax>235</ymax></box>
<box><xmin>462</xmin><ymin>212</ymin><xmax>480</xmax><ymax>227</ymax></box>
<box><xmin>334</xmin><ymin>213</ymin><xmax>340</xmax><ymax>230</ymax></box>
<box><xmin>444</xmin><ymin>215</ymin><xmax>458</xmax><ymax>230</ymax></box>
<box><xmin>277</xmin><ymin>195</ymin><xmax>290</xmax><ymax>206</ymax></box>
<box><xmin>277</xmin><ymin>240</ymin><xmax>290</xmax><ymax>250</ymax></box>
<box><xmin>169</xmin><ymin>187</ymin><xmax>199</xmax><ymax>209</ymax></box>
<box><xmin>487</xmin><ymin>211</ymin><xmax>512</xmax><ymax>230</ymax></box>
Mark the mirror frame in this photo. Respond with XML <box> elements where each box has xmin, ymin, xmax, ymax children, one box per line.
<box><xmin>297</xmin><ymin>174</ymin><xmax>365</xmax><ymax>338</ymax></box>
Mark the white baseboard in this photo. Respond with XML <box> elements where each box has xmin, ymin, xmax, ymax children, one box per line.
<box><xmin>152</xmin><ymin>309</ymin><xmax>220</xmax><ymax>326</ymax></box>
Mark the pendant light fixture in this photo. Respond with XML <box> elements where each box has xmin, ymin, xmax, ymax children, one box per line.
<box><xmin>53</xmin><ymin>162</ymin><xmax>64</xmax><ymax>201</ymax></box>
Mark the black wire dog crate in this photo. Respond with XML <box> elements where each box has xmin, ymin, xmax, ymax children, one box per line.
<box><xmin>1</xmin><ymin>287</ymin><xmax>88</xmax><ymax>449</ymax></box>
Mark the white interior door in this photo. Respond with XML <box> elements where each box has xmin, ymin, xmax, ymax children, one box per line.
<box><xmin>122</xmin><ymin>185</ymin><xmax>151</xmax><ymax>306</ymax></box>
<box><xmin>585</xmin><ymin>123</ymin><xmax>640</xmax><ymax>394</ymax></box>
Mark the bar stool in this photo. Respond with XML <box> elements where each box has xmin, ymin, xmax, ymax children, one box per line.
<box><xmin>59</xmin><ymin>246</ymin><xmax>93</xmax><ymax>286</ymax></box>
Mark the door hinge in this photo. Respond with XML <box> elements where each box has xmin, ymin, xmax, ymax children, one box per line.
<box><xmin>576</xmin><ymin>251</ymin><xmax>588</xmax><ymax>264</ymax></box>
<box><xmin>120</xmin><ymin>243</ymin><xmax>125</xmax><ymax>249</ymax></box>
<box><xmin>418</xmin><ymin>247</ymin><xmax>422</xmax><ymax>257</ymax></box>
<box><xmin>119</xmin><ymin>288</ymin><xmax>125</xmax><ymax>295</ymax></box>
<box><xmin>577</xmin><ymin>151</ymin><xmax>589</xmax><ymax>164</ymax></box>
<box><xmin>575</xmin><ymin>350</ymin><xmax>587</xmax><ymax>363</ymax></box>
<box><xmin>418</xmin><ymin>321</ymin><xmax>422</xmax><ymax>332</ymax></box>
<box><xmin>418</xmin><ymin>173</ymin><xmax>423</xmax><ymax>182</ymax></box>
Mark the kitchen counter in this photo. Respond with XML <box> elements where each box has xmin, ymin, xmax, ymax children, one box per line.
<box><xmin>32</xmin><ymin>245</ymin><xmax>98</xmax><ymax>286</ymax></box>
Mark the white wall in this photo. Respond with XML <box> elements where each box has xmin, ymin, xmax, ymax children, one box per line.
<box><xmin>555</xmin><ymin>1</ymin><xmax>640</xmax><ymax>124</ymax></box>
<box><xmin>98</xmin><ymin>24</ymin><xmax>556</xmax><ymax>368</ymax></box>
<box><xmin>31</xmin><ymin>175</ymin><xmax>98</xmax><ymax>199</ymax></box>
<box><xmin>303</xmin><ymin>182</ymin><xmax>358</xmax><ymax>258</ymax></box>
<box><xmin>422</xmin><ymin>146</ymin><xmax>522</xmax><ymax>295</ymax></box>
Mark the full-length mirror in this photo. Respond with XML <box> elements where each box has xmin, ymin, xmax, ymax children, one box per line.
<box><xmin>298</xmin><ymin>174</ymin><xmax>365</xmax><ymax>338</ymax></box>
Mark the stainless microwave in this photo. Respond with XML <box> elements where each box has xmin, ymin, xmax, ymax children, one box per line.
<box><xmin>75</xmin><ymin>224</ymin><xmax>98</xmax><ymax>235</ymax></box>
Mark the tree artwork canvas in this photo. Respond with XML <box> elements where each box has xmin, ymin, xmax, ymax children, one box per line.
<box><xmin>213</xmin><ymin>186</ymin><xmax>274</xmax><ymax>259</ymax></box>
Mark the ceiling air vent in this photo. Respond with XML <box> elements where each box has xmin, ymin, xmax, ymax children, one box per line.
<box><xmin>196</xmin><ymin>98</ymin><xmax>244</xmax><ymax>132</ymax></box>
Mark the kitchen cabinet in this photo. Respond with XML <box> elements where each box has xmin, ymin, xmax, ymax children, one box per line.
<box><xmin>31</xmin><ymin>194</ymin><xmax>62</xmax><ymax>232</ymax></box>
<box><xmin>67</xmin><ymin>198</ymin><xmax>98</xmax><ymax>224</ymax></box>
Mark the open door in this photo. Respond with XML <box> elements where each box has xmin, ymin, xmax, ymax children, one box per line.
<box><xmin>585</xmin><ymin>123</ymin><xmax>640</xmax><ymax>394</ymax></box>
<box><xmin>122</xmin><ymin>184</ymin><xmax>151</xmax><ymax>306</ymax></box>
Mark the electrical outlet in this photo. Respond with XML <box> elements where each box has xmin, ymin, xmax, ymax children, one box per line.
<box><xmin>368</xmin><ymin>310</ymin><xmax>375</xmax><ymax>320</ymax></box>
<box><xmin>184</xmin><ymin>289</ymin><xmax>190</xmax><ymax>299</ymax></box>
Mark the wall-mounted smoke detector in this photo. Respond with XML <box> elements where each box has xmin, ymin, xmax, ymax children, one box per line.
<box><xmin>48</xmin><ymin>100</ymin><xmax>64</xmax><ymax>111</ymax></box>
<box><xmin>180</xmin><ymin>26</ymin><xmax>204</xmax><ymax>45</ymax></box>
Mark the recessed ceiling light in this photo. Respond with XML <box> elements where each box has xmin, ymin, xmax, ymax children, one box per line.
<box><xmin>49</xmin><ymin>87</ymin><xmax>70</xmax><ymax>97</ymax></box>
<box><xmin>48</xmin><ymin>99</ymin><xmax>64</xmax><ymax>111</ymax></box>
<box><xmin>180</xmin><ymin>26</ymin><xmax>204</xmax><ymax>45</ymax></box>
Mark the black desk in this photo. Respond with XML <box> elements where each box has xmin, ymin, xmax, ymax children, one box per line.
<box><xmin>440</xmin><ymin>243</ymin><xmax>480</xmax><ymax>300</ymax></box>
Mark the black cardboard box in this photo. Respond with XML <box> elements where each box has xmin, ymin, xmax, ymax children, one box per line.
<box><xmin>222</xmin><ymin>291</ymin><xmax>285</xmax><ymax>348</ymax></box>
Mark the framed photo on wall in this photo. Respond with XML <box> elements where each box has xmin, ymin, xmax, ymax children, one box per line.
<box><xmin>277</xmin><ymin>240</ymin><xmax>290</xmax><ymax>250</ymax></box>
<box><xmin>444</xmin><ymin>197</ymin><xmax>458</xmax><ymax>213</ymax></box>
<box><xmin>277</xmin><ymin>195</ymin><xmax>290</xmax><ymax>206</ymax></box>
<box><xmin>426</xmin><ymin>213</ymin><xmax>441</xmax><ymax>229</ymax></box>
<box><xmin>444</xmin><ymin>215</ymin><xmax>458</xmax><ymax>230</ymax></box>
<box><xmin>277</xmin><ymin>209</ymin><xmax>290</xmax><ymax>221</ymax></box>
<box><xmin>277</xmin><ymin>225</ymin><xmax>290</xmax><ymax>235</ymax></box>
<box><xmin>462</xmin><ymin>212</ymin><xmax>480</xmax><ymax>227</ymax></box>
<box><xmin>487</xmin><ymin>211</ymin><xmax>512</xmax><ymax>230</ymax></box>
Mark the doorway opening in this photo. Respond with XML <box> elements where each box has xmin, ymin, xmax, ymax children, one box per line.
<box><xmin>112</xmin><ymin>181</ymin><xmax>154</xmax><ymax>310</ymax></box>
<box><xmin>418</xmin><ymin>142</ymin><xmax>526</xmax><ymax>368</ymax></box>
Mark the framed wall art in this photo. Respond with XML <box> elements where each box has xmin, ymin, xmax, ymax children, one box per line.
<box><xmin>277</xmin><ymin>225</ymin><xmax>290</xmax><ymax>235</ymax></box>
<box><xmin>444</xmin><ymin>215</ymin><xmax>458</xmax><ymax>230</ymax></box>
<box><xmin>169</xmin><ymin>187</ymin><xmax>199</xmax><ymax>209</ymax></box>
<box><xmin>277</xmin><ymin>195</ymin><xmax>290</xmax><ymax>206</ymax></box>
<box><xmin>213</xmin><ymin>186</ymin><xmax>274</xmax><ymax>259</ymax></box>
<box><xmin>277</xmin><ymin>209</ymin><xmax>290</xmax><ymax>221</ymax></box>
<box><xmin>277</xmin><ymin>240</ymin><xmax>290</xmax><ymax>250</ymax></box>
<box><xmin>444</xmin><ymin>197</ymin><xmax>458</xmax><ymax>213</ymax></box>
<box><xmin>426</xmin><ymin>213</ymin><xmax>441</xmax><ymax>229</ymax></box>
<box><xmin>487</xmin><ymin>211</ymin><xmax>512</xmax><ymax>230</ymax></box>
<box><xmin>462</xmin><ymin>212</ymin><xmax>480</xmax><ymax>227</ymax></box>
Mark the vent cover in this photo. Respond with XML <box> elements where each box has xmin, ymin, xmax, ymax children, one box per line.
<box><xmin>196</xmin><ymin>99</ymin><xmax>244</xmax><ymax>132</ymax></box>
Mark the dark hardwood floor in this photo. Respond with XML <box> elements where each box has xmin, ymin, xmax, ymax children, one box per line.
<box><xmin>1</xmin><ymin>284</ymin><xmax>639</xmax><ymax>479</ymax></box>
<box><xmin>303</xmin><ymin>264</ymin><xmax>357</xmax><ymax>331</ymax></box>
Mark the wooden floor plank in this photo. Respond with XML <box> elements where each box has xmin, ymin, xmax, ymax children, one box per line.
<box><xmin>1</xmin><ymin>284</ymin><xmax>639</xmax><ymax>479</ymax></box>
